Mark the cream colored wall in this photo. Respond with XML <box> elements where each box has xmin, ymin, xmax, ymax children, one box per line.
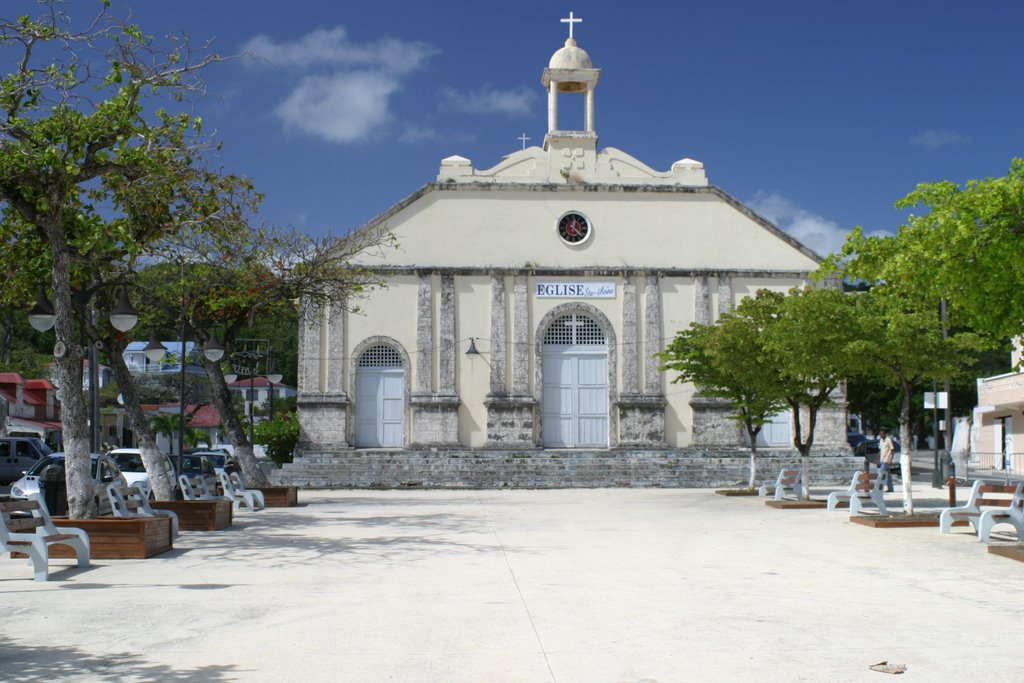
<box><xmin>355</xmin><ymin>190</ymin><xmax>820</xmax><ymax>273</ymax></box>
<box><xmin>345</xmin><ymin>273</ymin><xmax>421</xmax><ymax>391</ymax></box>
<box><xmin>455</xmin><ymin>275</ymin><xmax>492</xmax><ymax>446</ymax></box>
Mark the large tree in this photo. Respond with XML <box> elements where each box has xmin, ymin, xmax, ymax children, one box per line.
<box><xmin>832</xmin><ymin>159</ymin><xmax>1024</xmax><ymax>341</ymax></box>
<box><xmin>0</xmin><ymin>3</ymin><xmax>220</xmax><ymax>516</ymax></box>
<box><xmin>659</xmin><ymin>310</ymin><xmax>788</xmax><ymax>489</ymax></box>
<box><xmin>753</xmin><ymin>287</ymin><xmax>861</xmax><ymax>498</ymax></box>
<box><xmin>841</xmin><ymin>286</ymin><xmax>986</xmax><ymax>513</ymax></box>
<box><xmin>138</xmin><ymin>218</ymin><xmax>394</xmax><ymax>487</ymax></box>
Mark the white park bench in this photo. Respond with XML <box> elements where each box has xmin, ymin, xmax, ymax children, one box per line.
<box><xmin>105</xmin><ymin>483</ymin><xmax>180</xmax><ymax>538</ymax></box>
<box><xmin>939</xmin><ymin>480</ymin><xmax>1023</xmax><ymax>540</ymax></box>
<box><xmin>758</xmin><ymin>468</ymin><xmax>804</xmax><ymax>501</ymax></box>
<box><xmin>178</xmin><ymin>474</ymin><xmax>232</xmax><ymax>503</ymax></box>
<box><xmin>216</xmin><ymin>470</ymin><xmax>264</xmax><ymax>512</ymax></box>
<box><xmin>0</xmin><ymin>496</ymin><xmax>90</xmax><ymax>581</ymax></box>
<box><xmin>827</xmin><ymin>470</ymin><xmax>890</xmax><ymax>516</ymax></box>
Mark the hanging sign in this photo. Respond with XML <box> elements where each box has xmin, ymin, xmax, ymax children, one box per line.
<box><xmin>923</xmin><ymin>391</ymin><xmax>948</xmax><ymax>409</ymax></box>
<box><xmin>535</xmin><ymin>281</ymin><xmax>616</xmax><ymax>299</ymax></box>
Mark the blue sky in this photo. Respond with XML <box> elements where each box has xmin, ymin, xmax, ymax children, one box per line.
<box><xmin>8</xmin><ymin>1</ymin><xmax>1024</xmax><ymax>257</ymax></box>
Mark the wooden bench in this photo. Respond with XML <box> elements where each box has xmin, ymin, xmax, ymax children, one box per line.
<box><xmin>106</xmin><ymin>484</ymin><xmax>180</xmax><ymax>538</ymax></box>
<box><xmin>758</xmin><ymin>468</ymin><xmax>804</xmax><ymax>501</ymax></box>
<box><xmin>939</xmin><ymin>480</ymin><xmax>1024</xmax><ymax>539</ymax></box>
<box><xmin>1</xmin><ymin>496</ymin><xmax>90</xmax><ymax>581</ymax></box>
<box><xmin>827</xmin><ymin>471</ymin><xmax>890</xmax><ymax>516</ymax></box>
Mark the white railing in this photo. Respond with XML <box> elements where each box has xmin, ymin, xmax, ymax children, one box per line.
<box><xmin>955</xmin><ymin>452</ymin><xmax>1024</xmax><ymax>482</ymax></box>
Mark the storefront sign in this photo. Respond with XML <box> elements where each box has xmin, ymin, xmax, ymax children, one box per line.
<box><xmin>535</xmin><ymin>281</ymin><xmax>616</xmax><ymax>299</ymax></box>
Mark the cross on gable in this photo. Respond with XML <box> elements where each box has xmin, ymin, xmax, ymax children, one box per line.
<box><xmin>518</xmin><ymin>133</ymin><xmax>531</xmax><ymax>149</ymax></box>
<box><xmin>561</xmin><ymin>11</ymin><xmax>582</xmax><ymax>39</ymax></box>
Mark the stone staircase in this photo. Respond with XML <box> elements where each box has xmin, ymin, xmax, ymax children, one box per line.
<box><xmin>273</xmin><ymin>448</ymin><xmax>860</xmax><ymax>489</ymax></box>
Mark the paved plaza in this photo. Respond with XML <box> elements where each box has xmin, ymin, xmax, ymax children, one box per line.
<box><xmin>1</xmin><ymin>478</ymin><xmax>1023</xmax><ymax>682</ymax></box>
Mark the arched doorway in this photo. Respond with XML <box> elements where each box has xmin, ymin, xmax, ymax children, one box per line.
<box><xmin>354</xmin><ymin>344</ymin><xmax>405</xmax><ymax>447</ymax></box>
<box><xmin>541</xmin><ymin>312</ymin><xmax>609</xmax><ymax>447</ymax></box>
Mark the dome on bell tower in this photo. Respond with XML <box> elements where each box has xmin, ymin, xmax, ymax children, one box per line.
<box><xmin>549</xmin><ymin>37</ymin><xmax>592</xmax><ymax>71</ymax></box>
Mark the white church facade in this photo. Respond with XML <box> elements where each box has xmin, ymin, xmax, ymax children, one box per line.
<box><xmin>287</xmin><ymin>22</ymin><xmax>852</xmax><ymax>486</ymax></box>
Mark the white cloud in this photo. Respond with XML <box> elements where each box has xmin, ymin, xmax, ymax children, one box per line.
<box><xmin>747</xmin><ymin>191</ymin><xmax>852</xmax><ymax>258</ymax></box>
<box><xmin>440</xmin><ymin>86</ymin><xmax>535</xmax><ymax>116</ymax></box>
<box><xmin>275</xmin><ymin>72</ymin><xmax>398</xmax><ymax>143</ymax></box>
<box><xmin>242</xmin><ymin>26</ymin><xmax>438</xmax><ymax>144</ymax></box>
<box><xmin>910</xmin><ymin>129</ymin><xmax>971</xmax><ymax>150</ymax></box>
<box><xmin>243</xmin><ymin>27</ymin><xmax>437</xmax><ymax>75</ymax></box>
<box><xmin>397</xmin><ymin>124</ymin><xmax>441</xmax><ymax>143</ymax></box>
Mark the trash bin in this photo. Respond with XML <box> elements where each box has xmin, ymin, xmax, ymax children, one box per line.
<box><xmin>40</xmin><ymin>463</ymin><xmax>67</xmax><ymax>516</ymax></box>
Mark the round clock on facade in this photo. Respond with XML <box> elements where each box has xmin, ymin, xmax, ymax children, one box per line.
<box><xmin>557</xmin><ymin>212</ymin><xmax>591</xmax><ymax>245</ymax></box>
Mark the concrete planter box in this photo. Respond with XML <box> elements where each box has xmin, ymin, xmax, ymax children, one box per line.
<box><xmin>51</xmin><ymin>516</ymin><xmax>173</xmax><ymax>559</ymax></box>
<box><xmin>255</xmin><ymin>486</ymin><xmax>299</xmax><ymax>507</ymax></box>
<box><xmin>151</xmin><ymin>500</ymin><xmax>232</xmax><ymax>531</ymax></box>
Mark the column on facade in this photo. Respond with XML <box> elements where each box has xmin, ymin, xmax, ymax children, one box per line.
<box><xmin>326</xmin><ymin>300</ymin><xmax>346</xmax><ymax>394</ymax></box>
<box><xmin>489</xmin><ymin>272</ymin><xmax>507</xmax><ymax>396</ymax></box>
<box><xmin>644</xmin><ymin>272</ymin><xmax>662</xmax><ymax>394</ymax></box>
<box><xmin>695</xmin><ymin>274</ymin><xmax>711</xmax><ymax>326</ymax></box>
<box><xmin>620</xmin><ymin>272</ymin><xmax>639</xmax><ymax>394</ymax></box>
<box><xmin>512</xmin><ymin>274</ymin><xmax>530</xmax><ymax>396</ymax></box>
<box><xmin>415</xmin><ymin>271</ymin><xmax>433</xmax><ymax>396</ymax></box>
<box><xmin>439</xmin><ymin>273</ymin><xmax>456</xmax><ymax>396</ymax></box>
<box><xmin>717</xmin><ymin>274</ymin><xmax>733</xmax><ymax>317</ymax></box>
<box><xmin>297</xmin><ymin>297</ymin><xmax>322</xmax><ymax>394</ymax></box>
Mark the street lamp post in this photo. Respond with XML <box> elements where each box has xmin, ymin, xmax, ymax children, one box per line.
<box><xmin>223</xmin><ymin>340</ymin><xmax>280</xmax><ymax>445</ymax></box>
<box><xmin>29</xmin><ymin>287</ymin><xmax>140</xmax><ymax>453</ymax></box>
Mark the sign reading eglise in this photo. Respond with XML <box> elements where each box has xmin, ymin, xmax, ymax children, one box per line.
<box><xmin>535</xmin><ymin>281</ymin><xmax>616</xmax><ymax>298</ymax></box>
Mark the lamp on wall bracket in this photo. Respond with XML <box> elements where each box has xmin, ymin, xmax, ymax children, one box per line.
<box><xmin>466</xmin><ymin>337</ymin><xmax>480</xmax><ymax>356</ymax></box>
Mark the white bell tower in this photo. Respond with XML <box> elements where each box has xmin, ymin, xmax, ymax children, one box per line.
<box><xmin>541</xmin><ymin>12</ymin><xmax>601</xmax><ymax>164</ymax></box>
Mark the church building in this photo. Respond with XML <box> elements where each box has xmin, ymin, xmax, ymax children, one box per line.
<box><xmin>286</xmin><ymin>18</ymin><xmax>851</xmax><ymax>487</ymax></box>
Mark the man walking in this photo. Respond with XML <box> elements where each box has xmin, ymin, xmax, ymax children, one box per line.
<box><xmin>878</xmin><ymin>430</ymin><xmax>896</xmax><ymax>493</ymax></box>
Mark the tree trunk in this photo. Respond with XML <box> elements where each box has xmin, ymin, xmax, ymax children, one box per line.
<box><xmin>44</xmin><ymin>220</ymin><xmax>97</xmax><ymax>519</ymax></box>
<box><xmin>899</xmin><ymin>381</ymin><xmax>915</xmax><ymax>514</ymax></box>
<box><xmin>745</xmin><ymin>422</ymin><xmax>761</xmax><ymax>489</ymax></box>
<box><xmin>106</xmin><ymin>344</ymin><xmax>178</xmax><ymax>500</ymax></box>
<box><xmin>201</xmin><ymin>355</ymin><xmax>269</xmax><ymax>486</ymax></box>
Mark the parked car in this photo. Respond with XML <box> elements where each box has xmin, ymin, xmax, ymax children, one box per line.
<box><xmin>8</xmin><ymin>452</ymin><xmax>128</xmax><ymax>515</ymax></box>
<box><xmin>107</xmin><ymin>448</ymin><xmax>178</xmax><ymax>496</ymax></box>
<box><xmin>178</xmin><ymin>452</ymin><xmax>227</xmax><ymax>490</ymax></box>
<box><xmin>0</xmin><ymin>436</ymin><xmax>54</xmax><ymax>484</ymax></box>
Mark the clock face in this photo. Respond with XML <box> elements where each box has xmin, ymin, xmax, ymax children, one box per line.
<box><xmin>557</xmin><ymin>212</ymin><xmax>591</xmax><ymax>244</ymax></box>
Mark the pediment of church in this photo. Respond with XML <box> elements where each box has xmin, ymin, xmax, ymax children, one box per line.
<box><xmin>350</xmin><ymin>182</ymin><xmax>821</xmax><ymax>272</ymax></box>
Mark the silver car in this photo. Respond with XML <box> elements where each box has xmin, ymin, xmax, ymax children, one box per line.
<box><xmin>9</xmin><ymin>452</ymin><xmax>128</xmax><ymax>515</ymax></box>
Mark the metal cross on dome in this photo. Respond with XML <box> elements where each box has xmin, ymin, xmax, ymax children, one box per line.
<box><xmin>561</xmin><ymin>11</ymin><xmax>582</xmax><ymax>39</ymax></box>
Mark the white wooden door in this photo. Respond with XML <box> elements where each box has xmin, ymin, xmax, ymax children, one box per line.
<box><xmin>542</xmin><ymin>314</ymin><xmax>608</xmax><ymax>448</ymax></box>
<box><xmin>355</xmin><ymin>346</ymin><xmax>405</xmax><ymax>448</ymax></box>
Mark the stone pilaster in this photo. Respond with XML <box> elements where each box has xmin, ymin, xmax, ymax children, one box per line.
<box><xmin>512</xmin><ymin>274</ymin><xmax>530</xmax><ymax>396</ymax></box>
<box><xmin>617</xmin><ymin>271</ymin><xmax>667</xmax><ymax>448</ymax></box>
<box><xmin>296</xmin><ymin>298</ymin><xmax>350</xmax><ymax>451</ymax></box>
<box><xmin>621</xmin><ymin>273</ymin><xmax>639</xmax><ymax>394</ymax></box>
<box><xmin>439</xmin><ymin>273</ymin><xmax>456</xmax><ymax>397</ymax></box>
<box><xmin>414</xmin><ymin>271</ymin><xmax>432</xmax><ymax>396</ymax></box>
<box><xmin>486</xmin><ymin>272</ymin><xmax>538</xmax><ymax>447</ymax></box>
<box><xmin>717</xmin><ymin>274</ymin><xmax>733</xmax><ymax>317</ymax></box>
<box><xmin>410</xmin><ymin>272</ymin><xmax>460</xmax><ymax>447</ymax></box>
<box><xmin>488</xmin><ymin>272</ymin><xmax>507</xmax><ymax>396</ymax></box>
<box><xmin>695</xmin><ymin>275</ymin><xmax>711</xmax><ymax>325</ymax></box>
<box><xmin>644</xmin><ymin>272</ymin><xmax>663</xmax><ymax>394</ymax></box>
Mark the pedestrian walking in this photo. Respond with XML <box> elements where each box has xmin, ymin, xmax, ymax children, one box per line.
<box><xmin>878</xmin><ymin>430</ymin><xmax>896</xmax><ymax>493</ymax></box>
